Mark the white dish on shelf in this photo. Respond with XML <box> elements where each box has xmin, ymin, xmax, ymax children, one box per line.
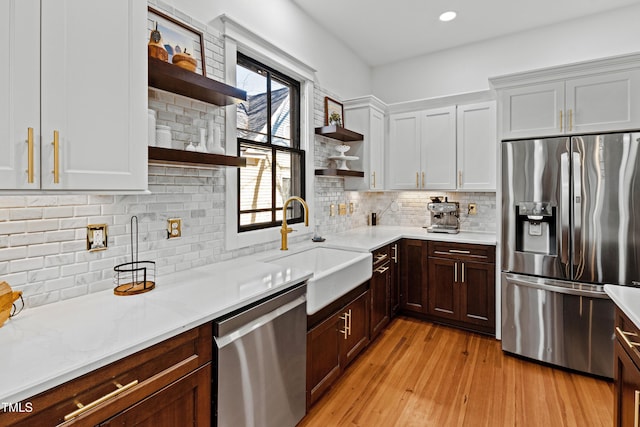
<box><xmin>328</xmin><ymin>155</ymin><xmax>359</xmax><ymax>170</ymax></box>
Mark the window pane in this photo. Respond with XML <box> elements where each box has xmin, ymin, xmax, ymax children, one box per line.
<box><xmin>236</xmin><ymin>64</ymin><xmax>268</xmax><ymax>135</ymax></box>
<box><xmin>240</xmin><ymin>211</ymin><xmax>272</xmax><ymax>227</ymax></box>
<box><xmin>276</xmin><ymin>151</ymin><xmax>303</xmax><ymax>220</ymax></box>
<box><xmin>239</xmin><ymin>145</ymin><xmax>272</xmax><ymax>212</ymax></box>
<box><xmin>271</xmin><ymin>78</ymin><xmax>291</xmax><ymax>146</ymax></box>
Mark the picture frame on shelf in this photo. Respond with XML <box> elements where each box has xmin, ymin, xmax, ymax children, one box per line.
<box><xmin>148</xmin><ymin>6</ymin><xmax>207</xmax><ymax>76</ymax></box>
<box><xmin>325</xmin><ymin>97</ymin><xmax>344</xmax><ymax>126</ymax></box>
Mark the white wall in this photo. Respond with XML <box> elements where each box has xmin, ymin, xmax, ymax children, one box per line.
<box><xmin>168</xmin><ymin>0</ymin><xmax>372</xmax><ymax>99</ymax></box>
<box><xmin>372</xmin><ymin>3</ymin><xmax>640</xmax><ymax>103</ymax></box>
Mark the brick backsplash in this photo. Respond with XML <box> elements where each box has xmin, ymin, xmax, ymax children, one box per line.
<box><xmin>0</xmin><ymin>6</ymin><xmax>497</xmax><ymax>309</ymax></box>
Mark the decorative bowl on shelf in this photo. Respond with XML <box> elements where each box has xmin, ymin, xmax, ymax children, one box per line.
<box><xmin>335</xmin><ymin>144</ymin><xmax>351</xmax><ymax>156</ymax></box>
<box><xmin>172</xmin><ymin>51</ymin><xmax>197</xmax><ymax>72</ymax></box>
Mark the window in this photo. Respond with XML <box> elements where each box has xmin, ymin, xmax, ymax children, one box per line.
<box><xmin>236</xmin><ymin>53</ymin><xmax>304</xmax><ymax>232</ymax></box>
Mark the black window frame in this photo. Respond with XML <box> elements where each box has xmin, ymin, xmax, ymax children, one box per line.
<box><xmin>236</xmin><ymin>53</ymin><xmax>305</xmax><ymax>233</ymax></box>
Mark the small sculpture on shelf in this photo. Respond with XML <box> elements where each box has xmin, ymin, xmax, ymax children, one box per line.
<box><xmin>148</xmin><ymin>22</ymin><xmax>168</xmax><ymax>62</ymax></box>
<box><xmin>172</xmin><ymin>48</ymin><xmax>197</xmax><ymax>72</ymax></box>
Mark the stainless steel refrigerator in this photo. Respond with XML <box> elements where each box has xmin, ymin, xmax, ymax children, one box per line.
<box><xmin>501</xmin><ymin>132</ymin><xmax>640</xmax><ymax>378</ymax></box>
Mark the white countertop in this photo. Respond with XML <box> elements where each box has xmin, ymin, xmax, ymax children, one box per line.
<box><xmin>0</xmin><ymin>225</ymin><xmax>495</xmax><ymax>404</ymax></box>
<box><xmin>605</xmin><ymin>284</ymin><xmax>640</xmax><ymax>328</ymax></box>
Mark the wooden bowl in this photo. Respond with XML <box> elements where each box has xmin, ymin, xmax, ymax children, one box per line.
<box><xmin>172</xmin><ymin>52</ymin><xmax>197</xmax><ymax>72</ymax></box>
<box><xmin>148</xmin><ymin>43</ymin><xmax>168</xmax><ymax>62</ymax></box>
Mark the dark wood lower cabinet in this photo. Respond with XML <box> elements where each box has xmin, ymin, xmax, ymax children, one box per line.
<box><xmin>370</xmin><ymin>245</ymin><xmax>391</xmax><ymax>340</ymax></box>
<box><xmin>427</xmin><ymin>241</ymin><xmax>495</xmax><ymax>335</ymax></box>
<box><xmin>307</xmin><ymin>288</ymin><xmax>370</xmax><ymax>408</ymax></box>
<box><xmin>614</xmin><ymin>307</ymin><xmax>640</xmax><ymax>426</ymax></box>
<box><xmin>400</xmin><ymin>239</ymin><xmax>428</xmax><ymax>315</ymax></box>
<box><xmin>99</xmin><ymin>363</ymin><xmax>211</xmax><ymax>427</ymax></box>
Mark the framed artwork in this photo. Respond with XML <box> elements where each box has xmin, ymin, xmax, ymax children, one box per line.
<box><xmin>87</xmin><ymin>224</ymin><xmax>108</xmax><ymax>252</ymax></box>
<box><xmin>325</xmin><ymin>97</ymin><xmax>344</xmax><ymax>126</ymax></box>
<box><xmin>148</xmin><ymin>6</ymin><xmax>207</xmax><ymax>76</ymax></box>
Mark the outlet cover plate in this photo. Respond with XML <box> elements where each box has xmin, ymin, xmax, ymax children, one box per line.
<box><xmin>167</xmin><ymin>218</ymin><xmax>182</xmax><ymax>238</ymax></box>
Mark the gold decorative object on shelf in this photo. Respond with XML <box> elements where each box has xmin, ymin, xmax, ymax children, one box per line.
<box><xmin>113</xmin><ymin>216</ymin><xmax>155</xmax><ymax>296</ymax></box>
<box><xmin>172</xmin><ymin>49</ymin><xmax>197</xmax><ymax>72</ymax></box>
<box><xmin>0</xmin><ymin>281</ymin><xmax>23</xmax><ymax>328</ymax></box>
<box><xmin>148</xmin><ymin>22</ymin><xmax>168</xmax><ymax>62</ymax></box>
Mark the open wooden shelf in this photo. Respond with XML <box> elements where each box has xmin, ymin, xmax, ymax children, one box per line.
<box><xmin>148</xmin><ymin>146</ymin><xmax>246</xmax><ymax>168</ymax></box>
<box><xmin>315</xmin><ymin>169</ymin><xmax>364</xmax><ymax>177</ymax></box>
<box><xmin>148</xmin><ymin>57</ymin><xmax>246</xmax><ymax>106</ymax></box>
<box><xmin>314</xmin><ymin>125</ymin><xmax>364</xmax><ymax>142</ymax></box>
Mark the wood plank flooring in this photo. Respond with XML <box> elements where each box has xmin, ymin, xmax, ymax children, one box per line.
<box><xmin>299</xmin><ymin>316</ymin><xmax>613</xmax><ymax>427</ymax></box>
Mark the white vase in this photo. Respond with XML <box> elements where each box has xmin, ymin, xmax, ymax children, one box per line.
<box><xmin>207</xmin><ymin>120</ymin><xmax>225</xmax><ymax>154</ymax></box>
<box><xmin>156</xmin><ymin>125</ymin><xmax>171</xmax><ymax>148</ymax></box>
<box><xmin>198</xmin><ymin>128</ymin><xmax>207</xmax><ymax>152</ymax></box>
<box><xmin>148</xmin><ymin>109</ymin><xmax>156</xmax><ymax>146</ymax></box>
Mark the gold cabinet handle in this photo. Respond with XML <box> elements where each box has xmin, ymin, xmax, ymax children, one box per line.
<box><xmin>633</xmin><ymin>390</ymin><xmax>640</xmax><ymax>427</ymax></box>
<box><xmin>422</xmin><ymin>171</ymin><xmax>425</xmax><ymax>188</ymax></box>
<box><xmin>416</xmin><ymin>172</ymin><xmax>419</xmax><ymax>188</ymax></box>
<box><xmin>340</xmin><ymin>309</ymin><xmax>352</xmax><ymax>339</ymax></box>
<box><xmin>560</xmin><ymin>110</ymin><xmax>563</xmax><ymax>132</ymax></box>
<box><xmin>375</xmin><ymin>265</ymin><xmax>389</xmax><ymax>274</ymax></box>
<box><xmin>64</xmin><ymin>380</ymin><xmax>138</xmax><ymax>421</ymax></box>
<box><xmin>461</xmin><ymin>262</ymin><xmax>465</xmax><ymax>283</ymax></box>
<box><xmin>348</xmin><ymin>309</ymin><xmax>352</xmax><ymax>336</ymax></box>
<box><xmin>26</xmin><ymin>127</ymin><xmax>34</xmax><ymax>183</ymax></box>
<box><xmin>616</xmin><ymin>326</ymin><xmax>640</xmax><ymax>350</ymax></box>
<box><xmin>374</xmin><ymin>253</ymin><xmax>388</xmax><ymax>262</ymax></box>
<box><xmin>392</xmin><ymin>244</ymin><xmax>398</xmax><ymax>263</ymax></box>
<box><xmin>449</xmin><ymin>249</ymin><xmax>471</xmax><ymax>254</ymax></box>
<box><xmin>372</xmin><ymin>171</ymin><xmax>376</xmax><ymax>188</ymax></box>
<box><xmin>458</xmin><ymin>171</ymin><xmax>462</xmax><ymax>187</ymax></box>
<box><xmin>569</xmin><ymin>109</ymin><xmax>573</xmax><ymax>132</ymax></box>
<box><xmin>454</xmin><ymin>262</ymin><xmax>458</xmax><ymax>283</ymax></box>
<box><xmin>52</xmin><ymin>130</ymin><xmax>60</xmax><ymax>184</ymax></box>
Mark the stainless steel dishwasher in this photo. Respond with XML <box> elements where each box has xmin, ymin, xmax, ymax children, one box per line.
<box><xmin>213</xmin><ymin>283</ymin><xmax>307</xmax><ymax>427</ymax></box>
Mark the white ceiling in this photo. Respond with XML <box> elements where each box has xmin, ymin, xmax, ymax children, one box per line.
<box><xmin>291</xmin><ymin>0</ymin><xmax>640</xmax><ymax>67</ymax></box>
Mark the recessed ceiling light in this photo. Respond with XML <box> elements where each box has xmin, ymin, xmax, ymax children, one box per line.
<box><xmin>439</xmin><ymin>11</ymin><xmax>457</xmax><ymax>22</ymax></box>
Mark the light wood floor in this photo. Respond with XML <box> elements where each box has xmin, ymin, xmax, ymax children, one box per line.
<box><xmin>299</xmin><ymin>316</ymin><xmax>613</xmax><ymax>427</ymax></box>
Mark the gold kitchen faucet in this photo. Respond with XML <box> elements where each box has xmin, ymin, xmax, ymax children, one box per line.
<box><xmin>281</xmin><ymin>196</ymin><xmax>309</xmax><ymax>250</ymax></box>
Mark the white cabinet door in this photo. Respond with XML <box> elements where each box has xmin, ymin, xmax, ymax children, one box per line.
<box><xmin>500</xmin><ymin>82</ymin><xmax>564</xmax><ymax>139</ymax></box>
<box><xmin>420</xmin><ymin>106</ymin><xmax>456</xmax><ymax>190</ymax></box>
<box><xmin>0</xmin><ymin>0</ymin><xmax>40</xmax><ymax>190</ymax></box>
<box><xmin>566</xmin><ymin>70</ymin><xmax>640</xmax><ymax>134</ymax></box>
<box><xmin>369</xmin><ymin>108</ymin><xmax>385</xmax><ymax>190</ymax></box>
<box><xmin>388</xmin><ymin>112</ymin><xmax>420</xmax><ymax>190</ymax></box>
<box><xmin>344</xmin><ymin>101</ymin><xmax>385</xmax><ymax>191</ymax></box>
<box><xmin>40</xmin><ymin>0</ymin><xmax>147</xmax><ymax>190</ymax></box>
<box><xmin>457</xmin><ymin>101</ymin><xmax>497</xmax><ymax>191</ymax></box>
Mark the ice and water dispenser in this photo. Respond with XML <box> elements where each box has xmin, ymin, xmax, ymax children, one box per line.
<box><xmin>515</xmin><ymin>202</ymin><xmax>556</xmax><ymax>255</ymax></box>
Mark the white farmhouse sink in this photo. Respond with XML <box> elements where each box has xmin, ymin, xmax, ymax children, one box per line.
<box><xmin>266</xmin><ymin>247</ymin><xmax>372</xmax><ymax>314</ymax></box>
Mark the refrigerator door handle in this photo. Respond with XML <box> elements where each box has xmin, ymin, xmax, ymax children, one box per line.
<box><xmin>572</xmin><ymin>148</ymin><xmax>583</xmax><ymax>276</ymax></box>
<box><xmin>560</xmin><ymin>151</ymin><xmax>570</xmax><ymax>268</ymax></box>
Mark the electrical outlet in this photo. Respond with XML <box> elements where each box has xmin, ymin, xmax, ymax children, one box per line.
<box><xmin>338</xmin><ymin>203</ymin><xmax>347</xmax><ymax>216</ymax></box>
<box><xmin>167</xmin><ymin>218</ymin><xmax>182</xmax><ymax>238</ymax></box>
<box><xmin>468</xmin><ymin>203</ymin><xmax>477</xmax><ymax>215</ymax></box>
<box><xmin>330</xmin><ymin>204</ymin><xmax>335</xmax><ymax>217</ymax></box>
<box><xmin>349</xmin><ymin>202</ymin><xmax>355</xmax><ymax>214</ymax></box>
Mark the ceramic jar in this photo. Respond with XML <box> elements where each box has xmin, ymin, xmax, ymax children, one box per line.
<box><xmin>148</xmin><ymin>109</ymin><xmax>157</xmax><ymax>146</ymax></box>
<box><xmin>156</xmin><ymin>125</ymin><xmax>172</xmax><ymax>148</ymax></box>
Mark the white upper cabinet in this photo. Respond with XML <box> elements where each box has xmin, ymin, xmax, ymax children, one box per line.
<box><xmin>388</xmin><ymin>100</ymin><xmax>496</xmax><ymax>191</ymax></box>
<box><xmin>493</xmin><ymin>54</ymin><xmax>640</xmax><ymax>140</ymax></box>
<box><xmin>1</xmin><ymin>0</ymin><xmax>41</xmax><ymax>189</ymax></box>
<box><xmin>344</xmin><ymin>97</ymin><xmax>386</xmax><ymax>191</ymax></box>
<box><xmin>457</xmin><ymin>102</ymin><xmax>497</xmax><ymax>191</ymax></box>
<box><xmin>2</xmin><ymin>0</ymin><xmax>147</xmax><ymax>191</ymax></box>
<box><xmin>420</xmin><ymin>106</ymin><xmax>457</xmax><ymax>190</ymax></box>
<box><xmin>387</xmin><ymin>111</ymin><xmax>421</xmax><ymax>190</ymax></box>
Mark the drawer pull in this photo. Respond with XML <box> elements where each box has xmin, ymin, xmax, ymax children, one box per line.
<box><xmin>339</xmin><ymin>309</ymin><xmax>351</xmax><ymax>339</ymax></box>
<box><xmin>375</xmin><ymin>253</ymin><xmax>388</xmax><ymax>262</ymax></box>
<box><xmin>64</xmin><ymin>379</ymin><xmax>138</xmax><ymax>421</ymax></box>
<box><xmin>616</xmin><ymin>327</ymin><xmax>640</xmax><ymax>350</ymax></box>
<box><xmin>449</xmin><ymin>249</ymin><xmax>471</xmax><ymax>254</ymax></box>
<box><xmin>392</xmin><ymin>244</ymin><xmax>398</xmax><ymax>263</ymax></box>
<box><xmin>375</xmin><ymin>266</ymin><xmax>389</xmax><ymax>274</ymax></box>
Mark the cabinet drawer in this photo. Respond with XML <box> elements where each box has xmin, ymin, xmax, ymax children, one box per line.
<box><xmin>616</xmin><ymin>308</ymin><xmax>640</xmax><ymax>369</ymax></box>
<box><xmin>428</xmin><ymin>241</ymin><xmax>495</xmax><ymax>263</ymax></box>
<box><xmin>3</xmin><ymin>323</ymin><xmax>212</xmax><ymax>426</ymax></box>
<box><xmin>372</xmin><ymin>244</ymin><xmax>391</xmax><ymax>268</ymax></box>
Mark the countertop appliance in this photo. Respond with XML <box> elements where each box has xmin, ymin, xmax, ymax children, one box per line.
<box><xmin>213</xmin><ymin>283</ymin><xmax>307</xmax><ymax>427</ymax></box>
<box><xmin>501</xmin><ymin>132</ymin><xmax>640</xmax><ymax>378</ymax></box>
<box><xmin>427</xmin><ymin>197</ymin><xmax>460</xmax><ymax>234</ymax></box>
